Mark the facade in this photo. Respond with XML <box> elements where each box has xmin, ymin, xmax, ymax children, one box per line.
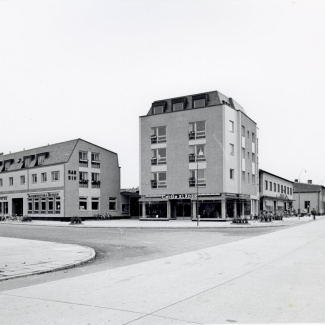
<box><xmin>139</xmin><ymin>90</ymin><xmax>259</xmax><ymax>220</ymax></box>
<box><xmin>259</xmin><ymin>169</ymin><xmax>294</xmax><ymax>213</ymax></box>
<box><xmin>293</xmin><ymin>181</ymin><xmax>325</xmax><ymax>214</ymax></box>
<box><xmin>0</xmin><ymin>139</ymin><xmax>121</xmax><ymax>218</ymax></box>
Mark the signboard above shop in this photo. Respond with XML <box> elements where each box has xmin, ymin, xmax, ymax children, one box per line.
<box><xmin>27</xmin><ymin>192</ymin><xmax>59</xmax><ymax>198</ymax></box>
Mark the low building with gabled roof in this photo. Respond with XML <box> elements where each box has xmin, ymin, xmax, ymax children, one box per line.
<box><xmin>0</xmin><ymin>139</ymin><xmax>121</xmax><ymax>219</ymax></box>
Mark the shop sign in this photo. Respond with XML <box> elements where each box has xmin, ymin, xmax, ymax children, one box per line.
<box><xmin>27</xmin><ymin>192</ymin><xmax>59</xmax><ymax>198</ymax></box>
<box><xmin>68</xmin><ymin>169</ymin><xmax>77</xmax><ymax>181</ymax></box>
<box><xmin>0</xmin><ymin>196</ymin><xmax>8</xmax><ymax>201</ymax></box>
<box><xmin>161</xmin><ymin>194</ymin><xmax>197</xmax><ymax>199</ymax></box>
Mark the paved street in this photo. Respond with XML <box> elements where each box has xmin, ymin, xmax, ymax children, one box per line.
<box><xmin>1</xmin><ymin>216</ymin><xmax>324</xmax><ymax>324</ymax></box>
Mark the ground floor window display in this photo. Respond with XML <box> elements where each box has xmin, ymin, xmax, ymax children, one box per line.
<box><xmin>140</xmin><ymin>195</ymin><xmax>256</xmax><ymax>220</ymax></box>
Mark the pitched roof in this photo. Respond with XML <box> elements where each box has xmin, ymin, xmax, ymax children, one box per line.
<box><xmin>293</xmin><ymin>182</ymin><xmax>324</xmax><ymax>192</ymax></box>
<box><xmin>0</xmin><ymin>139</ymin><xmax>79</xmax><ymax>172</ymax></box>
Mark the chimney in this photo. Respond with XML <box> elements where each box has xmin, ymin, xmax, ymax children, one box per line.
<box><xmin>294</xmin><ymin>179</ymin><xmax>298</xmax><ymax>182</ymax></box>
<box><xmin>308</xmin><ymin>180</ymin><xmax>312</xmax><ymax>184</ymax></box>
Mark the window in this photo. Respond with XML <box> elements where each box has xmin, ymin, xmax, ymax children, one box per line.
<box><xmin>252</xmin><ymin>153</ymin><xmax>255</xmax><ymax>162</ymax></box>
<box><xmin>34</xmin><ymin>199</ymin><xmax>39</xmax><ymax>212</ymax></box>
<box><xmin>189</xmin><ymin>169</ymin><xmax>206</xmax><ymax>187</ymax></box>
<box><xmin>172</xmin><ymin>102</ymin><xmax>184</xmax><ymax>111</ymax></box>
<box><xmin>37</xmin><ymin>154</ymin><xmax>45</xmax><ymax>166</ymax></box>
<box><xmin>242</xmin><ymin>148</ymin><xmax>245</xmax><ymax>158</ymax></box>
<box><xmin>92</xmin><ymin>198</ymin><xmax>100</xmax><ymax>210</ymax></box>
<box><xmin>20</xmin><ymin>175</ymin><xmax>25</xmax><ymax>185</ymax></box>
<box><xmin>48</xmin><ymin>198</ymin><xmax>54</xmax><ymax>213</ymax></box>
<box><xmin>229</xmin><ymin>120</ymin><xmax>234</xmax><ymax>132</ymax></box>
<box><xmin>41</xmin><ymin>199</ymin><xmax>46</xmax><ymax>212</ymax></box>
<box><xmin>32</xmin><ymin>174</ymin><xmax>37</xmax><ymax>183</ymax></box>
<box><xmin>28</xmin><ymin>199</ymin><xmax>33</xmax><ymax>213</ymax></box>
<box><xmin>91</xmin><ymin>173</ymin><xmax>100</xmax><ymax>188</ymax></box>
<box><xmin>247</xmin><ymin>173</ymin><xmax>250</xmax><ymax>183</ymax></box>
<box><xmin>252</xmin><ymin>132</ymin><xmax>255</xmax><ymax>142</ymax></box>
<box><xmin>230</xmin><ymin>169</ymin><xmax>234</xmax><ymax>180</ymax></box>
<box><xmin>151</xmin><ymin>148</ymin><xmax>167</xmax><ymax>165</ymax></box>
<box><xmin>189</xmin><ymin>144</ymin><xmax>205</xmax><ymax>162</ymax></box>
<box><xmin>52</xmin><ymin>171</ymin><xmax>60</xmax><ymax>182</ymax></box>
<box><xmin>193</xmin><ymin>98</ymin><xmax>205</xmax><ymax>108</ymax></box>
<box><xmin>281</xmin><ymin>185</ymin><xmax>283</xmax><ymax>193</ymax></box>
<box><xmin>278</xmin><ymin>184</ymin><xmax>280</xmax><ymax>192</ymax></box>
<box><xmin>270</xmin><ymin>182</ymin><xmax>272</xmax><ymax>191</ymax></box>
<box><xmin>153</xmin><ymin>105</ymin><xmax>164</xmax><ymax>114</ymax></box>
<box><xmin>304</xmin><ymin>201</ymin><xmax>310</xmax><ymax>209</ymax></box>
<box><xmin>109</xmin><ymin>197</ymin><xmax>117</xmax><ymax>210</ymax></box>
<box><xmin>79</xmin><ymin>151</ymin><xmax>88</xmax><ymax>167</ymax></box>
<box><xmin>252</xmin><ymin>174</ymin><xmax>255</xmax><ymax>184</ymax></box>
<box><xmin>23</xmin><ymin>157</ymin><xmax>32</xmax><ymax>168</ymax></box>
<box><xmin>242</xmin><ymin>171</ymin><xmax>245</xmax><ymax>182</ymax></box>
<box><xmin>79</xmin><ymin>198</ymin><xmax>87</xmax><ymax>210</ymax></box>
<box><xmin>151</xmin><ymin>172</ymin><xmax>167</xmax><ymax>188</ymax></box>
<box><xmin>9</xmin><ymin>177</ymin><xmax>13</xmax><ymax>186</ymax></box>
<box><xmin>290</xmin><ymin>188</ymin><xmax>292</xmax><ymax>195</ymax></box>
<box><xmin>230</xmin><ymin>144</ymin><xmax>234</xmax><ymax>156</ymax></box>
<box><xmin>55</xmin><ymin>198</ymin><xmax>61</xmax><ymax>213</ymax></box>
<box><xmin>265</xmin><ymin>180</ymin><xmax>268</xmax><ymax>190</ymax></box>
<box><xmin>79</xmin><ymin>172</ymin><xmax>88</xmax><ymax>187</ymax></box>
<box><xmin>242</xmin><ymin>126</ymin><xmax>245</xmax><ymax>137</ymax></box>
<box><xmin>274</xmin><ymin>182</ymin><xmax>276</xmax><ymax>192</ymax></box>
<box><xmin>0</xmin><ymin>178</ymin><xmax>2</xmax><ymax>187</ymax></box>
<box><xmin>284</xmin><ymin>186</ymin><xmax>286</xmax><ymax>194</ymax></box>
<box><xmin>189</xmin><ymin>121</ymin><xmax>206</xmax><ymax>139</ymax></box>
<box><xmin>151</xmin><ymin>126</ymin><xmax>166</xmax><ymax>143</ymax></box>
<box><xmin>41</xmin><ymin>173</ymin><xmax>47</xmax><ymax>183</ymax></box>
<box><xmin>247</xmin><ymin>151</ymin><xmax>250</xmax><ymax>159</ymax></box>
<box><xmin>247</xmin><ymin>131</ymin><xmax>250</xmax><ymax>138</ymax></box>
<box><xmin>91</xmin><ymin>153</ymin><xmax>100</xmax><ymax>168</ymax></box>
<box><xmin>287</xmin><ymin>186</ymin><xmax>289</xmax><ymax>194</ymax></box>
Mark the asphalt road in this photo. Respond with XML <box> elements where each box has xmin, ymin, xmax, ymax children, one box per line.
<box><xmin>0</xmin><ymin>223</ymin><xmax>288</xmax><ymax>291</ymax></box>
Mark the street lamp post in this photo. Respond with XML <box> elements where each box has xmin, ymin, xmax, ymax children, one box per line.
<box><xmin>298</xmin><ymin>169</ymin><xmax>306</xmax><ymax>219</ymax></box>
<box><xmin>196</xmin><ymin>148</ymin><xmax>204</xmax><ymax>227</ymax></box>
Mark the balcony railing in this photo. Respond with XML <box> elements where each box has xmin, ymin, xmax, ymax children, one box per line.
<box><xmin>91</xmin><ymin>180</ymin><xmax>101</xmax><ymax>188</ymax></box>
<box><xmin>91</xmin><ymin>161</ymin><xmax>100</xmax><ymax>168</ymax></box>
<box><xmin>151</xmin><ymin>135</ymin><xmax>166</xmax><ymax>144</ymax></box>
<box><xmin>189</xmin><ymin>154</ymin><xmax>195</xmax><ymax>162</ymax></box>
<box><xmin>79</xmin><ymin>180</ymin><xmax>89</xmax><ymax>188</ymax></box>
<box><xmin>151</xmin><ymin>180</ymin><xmax>167</xmax><ymax>188</ymax></box>
<box><xmin>189</xmin><ymin>131</ymin><xmax>206</xmax><ymax>140</ymax></box>
<box><xmin>189</xmin><ymin>178</ymin><xmax>196</xmax><ymax>187</ymax></box>
<box><xmin>151</xmin><ymin>157</ymin><xmax>157</xmax><ymax>165</ymax></box>
<box><xmin>79</xmin><ymin>160</ymin><xmax>88</xmax><ymax>167</ymax></box>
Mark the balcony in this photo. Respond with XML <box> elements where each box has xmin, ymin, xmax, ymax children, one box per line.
<box><xmin>151</xmin><ymin>180</ymin><xmax>157</xmax><ymax>188</ymax></box>
<box><xmin>91</xmin><ymin>180</ymin><xmax>101</xmax><ymax>188</ymax></box>
<box><xmin>91</xmin><ymin>161</ymin><xmax>100</xmax><ymax>168</ymax></box>
<box><xmin>188</xmin><ymin>131</ymin><xmax>195</xmax><ymax>140</ymax></box>
<box><xmin>151</xmin><ymin>157</ymin><xmax>157</xmax><ymax>165</ymax></box>
<box><xmin>189</xmin><ymin>177</ymin><xmax>196</xmax><ymax>187</ymax></box>
<box><xmin>79</xmin><ymin>159</ymin><xmax>88</xmax><ymax>167</ymax></box>
<box><xmin>189</xmin><ymin>154</ymin><xmax>195</xmax><ymax>162</ymax></box>
<box><xmin>79</xmin><ymin>179</ymin><xmax>89</xmax><ymax>188</ymax></box>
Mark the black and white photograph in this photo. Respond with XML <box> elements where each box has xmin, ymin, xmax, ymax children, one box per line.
<box><xmin>1</xmin><ymin>0</ymin><xmax>325</xmax><ymax>324</ymax></box>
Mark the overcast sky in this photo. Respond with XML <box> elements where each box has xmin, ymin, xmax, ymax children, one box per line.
<box><xmin>1</xmin><ymin>0</ymin><xmax>324</xmax><ymax>188</ymax></box>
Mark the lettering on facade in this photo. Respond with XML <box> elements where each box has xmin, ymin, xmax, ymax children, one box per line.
<box><xmin>68</xmin><ymin>170</ymin><xmax>77</xmax><ymax>181</ymax></box>
<box><xmin>27</xmin><ymin>192</ymin><xmax>59</xmax><ymax>198</ymax></box>
<box><xmin>0</xmin><ymin>196</ymin><xmax>8</xmax><ymax>201</ymax></box>
<box><xmin>161</xmin><ymin>194</ymin><xmax>198</xmax><ymax>200</ymax></box>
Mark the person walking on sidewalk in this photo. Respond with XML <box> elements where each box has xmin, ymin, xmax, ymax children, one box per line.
<box><xmin>311</xmin><ymin>208</ymin><xmax>317</xmax><ymax>220</ymax></box>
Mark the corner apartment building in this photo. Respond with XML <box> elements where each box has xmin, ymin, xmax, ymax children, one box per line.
<box><xmin>0</xmin><ymin>139</ymin><xmax>121</xmax><ymax>218</ymax></box>
<box><xmin>259</xmin><ymin>169</ymin><xmax>294</xmax><ymax>213</ymax></box>
<box><xmin>293</xmin><ymin>180</ymin><xmax>325</xmax><ymax>214</ymax></box>
<box><xmin>139</xmin><ymin>90</ymin><xmax>259</xmax><ymax>220</ymax></box>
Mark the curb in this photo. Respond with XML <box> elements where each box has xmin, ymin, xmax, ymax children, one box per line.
<box><xmin>0</xmin><ymin>245</ymin><xmax>96</xmax><ymax>282</ymax></box>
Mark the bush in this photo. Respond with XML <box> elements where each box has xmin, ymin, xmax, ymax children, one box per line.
<box><xmin>21</xmin><ymin>215</ymin><xmax>32</xmax><ymax>222</ymax></box>
<box><xmin>70</xmin><ymin>216</ymin><xmax>82</xmax><ymax>224</ymax></box>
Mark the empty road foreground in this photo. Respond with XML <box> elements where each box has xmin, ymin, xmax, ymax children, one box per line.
<box><xmin>1</xmin><ymin>218</ymin><xmax>325</xmax><ymax>325</ymax></box>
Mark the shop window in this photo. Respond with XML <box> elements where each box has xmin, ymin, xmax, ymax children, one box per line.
<box><xmin>151</xmin><ymin>126</ymin><xmax>166</xmax><ymax>144</ymax></box>
<box><xmin>229</xmin><ymin>120</ymin><xmax>234</xmax><ymax>133</ymax></box>
<box><xmin>41</xmin><ymin>199</ymin><xmax>46</xmax><ymax>213</ymax></box>
<box><xmin>199</xmin><ymin>201</ymin><xmax>221</xmax><ymax>219</ymax></box>
<box><xmin>55</xmin><ymin>198</ymin><xmax>61</xmax><ymax>213</ymax></box>
<box><xmin>34</xmin><ymin>199</ymin><xmax>39</xmax><ymax>213</ymax></box>
<box><xmin>3</xmin><ymin>202</ymin><xmax>8</xmax><ymax>214</ymax></box>
<box><xmin>9</xmin><ymin>177</ymin><xmax>13</xmax><ymax>186</ymax></box>
<box><xmin>189</xmin><ymin>144</ymin><xmax>205</xmax><ymax>162</ymax></box>
<box><xmin>151</xmin><ymin>172</ymin><xmax>167</xmax><ymax>188</ymax></box>
<box><xmin>32</xmin><ymin>174</ymin><xmax>37</xmax><ymax>183</ymax></box>
<box><xmin>79</xmin><ymin>198</ymin><xmax>87</xmax><ymax>210</ymax></box>
<box><xmin>230</xmin><ymin>169</ymin><xmax>234</xmax><ymax>180</ymax></box>
<box><xmin>91</xmin><ymin>173</ymin><xmax>100</xmax><ymax>188</ymax></box>
<box><xmin>48</xmin><ymin>198</ymin><xmax>54</xmax><ymax>213</ymax></box>
<box><xmin>109</xmin><ymin>197</ymin><xmax>117</xmax><ymax>210</ymax></box>
<box><xmin>92</xmin><ymin>198</ymin><xmax>99</xmax><ymax>210</ymax></box>
<box><xmin>189</xmin><ymin>121</ymin><xmax>206</xmax><ymax>139</ymax></box>
<box><xmin>52</xmin><ymin>171</ymin><xmax>60</xmax><ymax>182</ymax></box>
<box><xmin>28</xmin><ymin>200</ymin><xmax>33</xmax><ymax>213</ymax></box>
<box><xmin>151</xmin><ymin>148</ymin><xmax>166</xmax><ymax>165</ymax></box>
<box><xmin>144</xmin><ymin>201</ymin><xmax>167</xmax><ymax>218</ymax></box>
<box><xmin>41</xmin><ymin>172</ymin><xmax>47</xmax><ymax>183</ymax></box>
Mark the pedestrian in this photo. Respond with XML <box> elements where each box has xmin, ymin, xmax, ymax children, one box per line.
<box><xmin>311</xmin><ymin>208</ymin><xmax>316</xmax><ymax>220</ymax></box>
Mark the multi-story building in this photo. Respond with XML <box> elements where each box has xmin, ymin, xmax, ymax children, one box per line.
<box><xmin>139</xmin><ymin>90</ymin><xmax>259</xmax><ymax>220</ymax></box>
<box><xmin>259</xmin><ymin>169</ymin><xmax>294</xmax><ymax>213</ymax></box>
<box><xmin>293</xmin><ymin>180</ymin><xmax>325</xmax><ymax>214</ymax></box>
<box><xmin>0</xmin><ymin>139</ymin><xmax>121</xmax><ymax>218</ymax></box>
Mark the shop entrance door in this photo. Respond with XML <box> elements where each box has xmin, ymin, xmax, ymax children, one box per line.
<box><xmin>175</xmin><ymin>200</ymin><xmax>192</xmax><ymax>219</ymax></box>
<box><xmin>12</xmin><ymin>198</ymin><xmax>23</xmax><ymax>216</ymax></box>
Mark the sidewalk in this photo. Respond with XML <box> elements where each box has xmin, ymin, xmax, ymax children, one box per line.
<box><xmin>1</xmin><ymin>217</ymin><xmax>324</xmax><ymax>324</ymax></box>
<box><xmin>0</xmin><ymin>215</ymin><xmax>315</xmax><ymax>228</ymax></box>
<box><xmin>0</xmin><ymin>237</ymin><xmax>95</xmax><ymax>281</ymax></box>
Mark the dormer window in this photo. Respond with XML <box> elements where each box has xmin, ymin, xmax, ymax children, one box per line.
<box><xmin>152</xmin><ymin>101</ymin><xmax>167</xmax><ymax>115</ymax></box>
<box><xmin>192</xmin><ymin>94</ymin><xmax>208</xmax><ymax>108</ymax></box>
<box><xmin>23</xmin><ymin>156</ymin><xmax>32</xmax><ymax>168</ymax></box>
<box><xmin>4</xmin><ymin>160</ymin><xmax>13</xmax><ymax>171</ymax></box>
<box><xmin>37</xmin><ymin>154</ymin><xmax>45</xmax><ymax>166</ymax></box>
<box><xmin>171</xmin><ymin>97</ymin><xmax>187</xmax><ymax>112</ymax></box>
